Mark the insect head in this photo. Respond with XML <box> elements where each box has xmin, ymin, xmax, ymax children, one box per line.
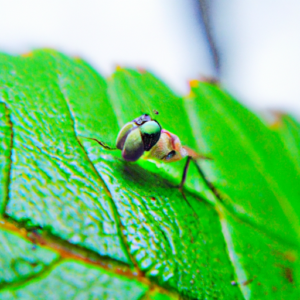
<box><xmin>116</xmin><ymin>114</ymin><xmax>192</xmax><ymax>163</ymax></box>
<box><xmin>116</xmin><ymin>114</ymin><xmax>162</xmax><ymax>161</ymax></box>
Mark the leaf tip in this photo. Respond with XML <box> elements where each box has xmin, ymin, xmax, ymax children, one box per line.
<box><xmin>115</xmin><ymin>65</ymin><xmax>124</xmax><ymax>71</ymax></box>
<box><xmin>21</xmin><ymin>51</ymin><xmax>34</xmax><ymax>58</ymax></box>
<box><xmin>137</xmin><ymin>67</ymin><xmax>147</xmax><ymax>74</ymax></box>
<box><xmin>189</xmin><ymin>79</ymin><xmax>199</xmax><ymax>88</ymax></box>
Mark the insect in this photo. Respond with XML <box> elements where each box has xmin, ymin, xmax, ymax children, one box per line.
<box><xmin>82</xmin><ymin>114</ymin><xmax>215</xmax><ymax>194</ymax></box>
<box><xmin>116</xmin><ymin>114</ymin><xmax>213</xmax><ymax>190</ymax></box>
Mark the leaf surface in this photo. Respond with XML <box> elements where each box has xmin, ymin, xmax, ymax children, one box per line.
<box><xmin>0</xmin><ymin>50</ymin><xmax>299</xmax><ymax>299</ymax></box>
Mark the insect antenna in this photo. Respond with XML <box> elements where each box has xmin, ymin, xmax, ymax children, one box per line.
<box><xmin>78</xmin><ymin>136</ymin><xmax>117</xmax><ymax>150</ymax></box>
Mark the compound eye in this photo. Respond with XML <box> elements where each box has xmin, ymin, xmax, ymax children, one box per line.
<box><xmin>122</xmin><ymin>128</ymin><xmax>144</xmax><ymax>161</ymax></box>
<box><xmin>139</xmin><ymin>120</ymin><xmax>161</xmax><ymax>151</ymax></box>
<box><xmin>165</xmin><ymin>150</ymin><xmax>176</xmax><ymax>160</ymax></box>
<box><xmin>116</xmin><ymin>122</ymin><xmax>136</xmax><ymax>150</ymax></box>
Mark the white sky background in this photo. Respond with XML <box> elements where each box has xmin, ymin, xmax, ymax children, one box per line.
<box><xmin>213</xmin><ymin>0</ymin><xmax>300</xmax><ymax>117</ymax></box>
<box><xmin>0</xmin><ymin>0</ymin><xmax>212</xmax><ymax>92</ymax></box>
<box><xmin>0</xmin><ymin>0</ymin><xmax>300</xmax><ymax>117</ymax></box>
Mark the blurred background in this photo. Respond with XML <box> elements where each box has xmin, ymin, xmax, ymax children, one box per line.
<box><xmin>1</xmin><ymin>0</ymin><xmax>299</xmax><ymax>116</ymax></box>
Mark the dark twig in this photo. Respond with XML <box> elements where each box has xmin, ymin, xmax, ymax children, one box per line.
<box><xmin>198</xmin><ymin>0</ymin><xmax>220</xmax><ymax>75</ymax></box>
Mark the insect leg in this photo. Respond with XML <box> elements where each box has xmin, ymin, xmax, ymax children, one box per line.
<box><xmin>179</xmin><ymin>156</ymin><xmax>198</xmax><ymax>215</ymax></box>
<box><xmin>192</xmin><ymin>158</ymin><xmax>222</xmax><ymax>201</ymax></box>
<box><xmin>179</xmin><ymin>156</ymin><xmax>191</xmax><ymax>190</ymax></box>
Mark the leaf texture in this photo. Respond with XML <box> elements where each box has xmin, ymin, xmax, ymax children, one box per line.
<box><xmin>0</xmin><ymin>50</ymin><xmax>299</xmax><ymax>299</ymax></box>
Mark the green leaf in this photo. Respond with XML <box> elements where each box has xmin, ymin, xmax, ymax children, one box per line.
<box><xmin>0</xmin><ymin>260</ymin><xmax>147</xmax><ymax>300</ymax></box>
<box><xmin>0</xmin><ymin>50</ymin><xmax>299</xmax><ymax>299</ymax></box>
<box><xmin>0</xmin><ymin>52</ymin><xmax>130</xmax><ymax>264</ymax></box>
<box><xmin>275</xmin><ymin>114</ymin><xmax>300</xmax><ymax>172</ymax></box>
<box><xmin>185</xmin><ymin>83</ymin><xmax>300</xmax><ymax>242</ymax></box>
<box><xmin>0</xmin><ymin>226</ymin><xmax>59</xmax><ymax>286</ymax></box>
<box><xmin>185</xmin><ymin>82</ymin><xmax>300</xmax><ymax>298</ymax></box>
